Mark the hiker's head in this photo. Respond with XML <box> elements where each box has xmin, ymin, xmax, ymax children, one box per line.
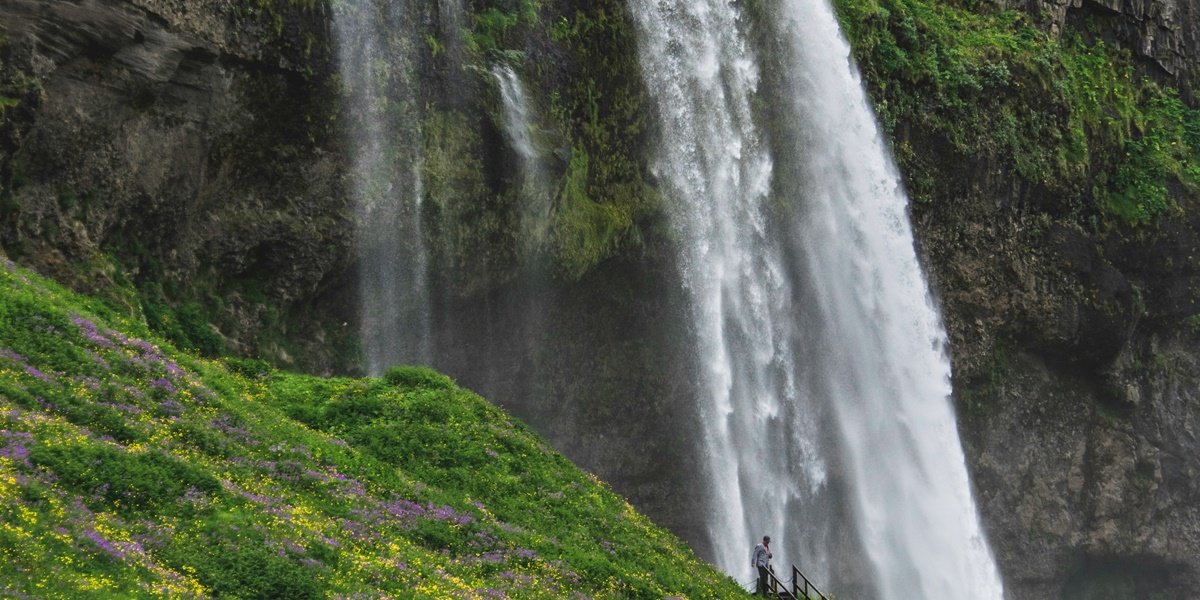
<box><xmin>763</xmin><ymin>535</ymin><xmax>770</xmax><ymax>544</ymax></box>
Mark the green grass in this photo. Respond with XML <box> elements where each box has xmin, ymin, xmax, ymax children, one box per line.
<box><xmin>0</xmin><ymin>255</ymin><xmax>744</xmax><ymax>598</ymax></box>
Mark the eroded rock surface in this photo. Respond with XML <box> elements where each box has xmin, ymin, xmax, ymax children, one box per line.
<box><xmin>0</xmin><ymin>0</ymin><xmax>354</xmax><ymax>372</ymax></box>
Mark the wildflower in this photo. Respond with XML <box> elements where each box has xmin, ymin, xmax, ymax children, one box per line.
<box><xmin>149</xmin><ymin>379</ymin><xmax>176</xmax><ymax>395</ymax></box>
<box><xmin>24</xmin><ymin>366</ymin><xmax>50</xmax><ymax>382</ymax></box>
<box><xmin>83</xmin><ymin>528</ymin><xmax>123</xmax><ymax>559</ymax></box>
<box><xmin>158</xmin><ymin>400</ymin><xmax>184</xmax><ymax>417</ymax></box>
<box><xmin>0</xmin><ymin>441</ymin><xmax>30</xmax><ymax>465</ymax></box>
<box><xmin>71</xmin><ymin>316</ymin><xmax>115</xmax><ymax>349</ymax></box>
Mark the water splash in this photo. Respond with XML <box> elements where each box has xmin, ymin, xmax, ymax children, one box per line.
<box><xmin>628</xmin><ymin>0</ymin><xmax>1004</xmax><ymax>597</ymax></box>
<box><xmin>332</xmin><ymin>0</ymin><xmax>431</xmax><ymax>374</ymax></box>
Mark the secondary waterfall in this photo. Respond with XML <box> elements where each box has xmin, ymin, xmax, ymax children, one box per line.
<box><xmin>333</xmin><ymin>0</ymin><xmax>431</xmax><ymax>374</ymax></box>
<box><xmin>629</xmin><ymin>0</ymin><xmax>1005</xmax><ymax>597</ymax></box>
<box><xmin>493</xmin><ymin>65</ymin><xmax>538</xmax><ymax>165</ymax></box>
<box><xmin>492</xmin><ymin>65</ymin><xmax>552</xmax><ymax>252</ymax></box>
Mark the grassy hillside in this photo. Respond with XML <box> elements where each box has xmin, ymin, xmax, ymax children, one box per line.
<box><xmin>0</xmin><ymin>255</ymin><xmax>744</xmax><ymax>599</ymax></box>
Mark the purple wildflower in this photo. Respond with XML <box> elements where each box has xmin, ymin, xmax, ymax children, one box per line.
<box><xmin>0</xmin><ymin>349</ymin><xmax>26</xmax><ymax>364</ymax></box>
<box><xmin>158</xmin><ymin>399</ymin><xmax>184</xmax><ymax>417</ymax></box>
<box><xmin>425</xmin><ymin>503</ymin><xmax>475</xmax><ymax>526</ymax></box>
<box><xmin>83</xmin><ymin>528</ymin><xmax>123</xmax><ymax>559</ymax></box>
<box><xmin>103</xmin><ymin>402</ymin><xmax>143</xmax><ymax>415</ymax></box>
<box><xmin>149</xmin><ymin>378</ymin><xmax>176</xmax><ymax>395</ymax></box>
<box><xmin>71</xmin><ymin>316</ymin><xmax>115</xmax><ymax>349</ymax></box>
<box><xmin>181</xmin><ymin>487</ymin><xmax>207</xmax><ymax>505</ymax></box>
<box><xmin>24</xmin><ymin>366</ymin><xmax>50</xmax><ymax>382</ymax></box>
<box><xmin>85</xmin><ymin>350</ymin><xmax>110</xmax><ymax>369</ymax></box>
<box><xmin>0</xmin><ymin>442</ymin><xmax>30</xmax><ymax>464</ymax></box>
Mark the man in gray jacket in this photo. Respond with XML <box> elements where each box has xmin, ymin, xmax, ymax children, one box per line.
<box><xmin>751</xmin><ymin>535</ymin><xmax>772</xmax><ymax>596</ymax></box>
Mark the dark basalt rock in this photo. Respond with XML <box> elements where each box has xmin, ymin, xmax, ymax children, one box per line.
<box><xmin>910</xmin><ymin>80</ymin><xmax>1200</xmax><ymax>600</ymax></box>
<box><xmin>0</xmin><ymin>0</ymin><xmax>355</xmax><ymax>373</ymax></box>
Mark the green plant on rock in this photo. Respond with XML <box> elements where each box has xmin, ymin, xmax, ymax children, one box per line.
<box><xmin>832</xmin><ymin>0</ymin><xmax>1200</xmax><ymax>226</ymax></box>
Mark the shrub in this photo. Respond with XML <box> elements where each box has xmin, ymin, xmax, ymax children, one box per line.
<box><xmin>29</xmin><ymin>443</ymin><xmax>221</xmax><ymax>512</ymax></box>
<box><xmin>384</xmin><ymin>365</ymin><xmax>455</xmax><ymax>389</ymax></box>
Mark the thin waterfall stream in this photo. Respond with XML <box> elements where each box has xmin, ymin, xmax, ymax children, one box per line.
<box><xmin>333</xmin><ymin>0</ymin><xmax>431</xmax><ymax>374</ymax></box>
<box><xmin>628</xmin><ymin>0</ymin><xmax>1005</xmax><ymax>597</ymax></box>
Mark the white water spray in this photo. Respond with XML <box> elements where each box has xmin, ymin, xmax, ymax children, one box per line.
<box><xmin>333</xmin><ymin>0</ymin><xmax>431</xmax><ymax>374</ymax></box>
<box><xmin>629</xmin><ymin>0</ymin><xmax>1004</xmax><ymax>597</ymax></box>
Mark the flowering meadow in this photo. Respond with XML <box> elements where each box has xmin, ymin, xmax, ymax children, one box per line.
<box><xmin>0</xmin><ymin>257</ymin><xmax>746</xmax><ymax>599</ymax></box>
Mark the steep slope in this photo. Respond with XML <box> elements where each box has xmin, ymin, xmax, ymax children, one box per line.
<box><xmin>0</xmin><ymin>256</ymin><xmax>744</xmax><ymax>599</ymax></box>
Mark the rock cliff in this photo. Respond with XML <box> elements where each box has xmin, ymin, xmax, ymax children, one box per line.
<box><xmin>895</xmin><ymin>0</ymin><xmax>1200</xmax><ymax>594</ymax></box>
<box><xmin>0</xmin><ymin>0</ymin><xmax>355</xmax><ymax>373</ymax></box>
<box><xmin>914</xmin><ymin>154</ymin><xmax>1200</xmax><ymax>598</ymax></box>
<box><xmin>996</xmin><ymin>0</ymin><xmax>1200</xmax><ymax>95</ymax></box>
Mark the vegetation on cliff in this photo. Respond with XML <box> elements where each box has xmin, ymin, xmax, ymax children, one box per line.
<box><xmin>415</xmin><ymin>0</ymin><xmax>659</xmax><ymax>286</ymax></box>
<box><xmin>832</xmin><ymin>0</ymin><xmax>1200</xmax><ymax>225</ymax></box>
<box><xmin>0</xmin><ymin>256</ymin><xmax>743</xmax><ymax>598</ymax></box>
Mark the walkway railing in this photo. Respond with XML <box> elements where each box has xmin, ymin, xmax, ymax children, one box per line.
<box><xmin>757</xmin><ymin>563</ymin><xmax>830</xmax><ymax>600</ymax></box>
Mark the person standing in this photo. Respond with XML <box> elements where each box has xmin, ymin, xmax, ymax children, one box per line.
<box><xmin>751</xmin><ymin>535</ymin><xmax>772</xmax><ymax>596</ymax></box>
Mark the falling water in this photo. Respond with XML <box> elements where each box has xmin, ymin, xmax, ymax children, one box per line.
<box><xmin>332</xmin><ymin>0</ymin><xmax>431</xmax><ymax>374</ymax></box>
<box><xmin>493</xmin><ymin>65</ymin><xmax>538</xmax><ymax>164</ymax></box>
<box><xmin>629</xmin><ymin>0</ymin><xmax>1004</xmax><ymax>597</ymax></box>
<box><xmin>492</xmin><ymin>64</ymin><xmax>553</xmax><ymax>255</ymax></box>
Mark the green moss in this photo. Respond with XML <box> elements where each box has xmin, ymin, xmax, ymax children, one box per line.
<box><xmin>551</xmin><ymin>145</ymin><xmax>638</xmax><ymax>279</ymax></box>
<box><xmin>465</xmin><ymin>8</ymin><xmax>521</xmax><ymax>56</ymax></box>
<box><xmin>422</xmin><ymin>109</ymin><xmax>520</xmax><ymax>292</ymax></box>
<box><xmin>139</xmin><ymin>282</ymin><xmax>225</xmax><ymax>358</ymax></box>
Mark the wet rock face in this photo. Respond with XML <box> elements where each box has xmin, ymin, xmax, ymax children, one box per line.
<box><xmin>911</xmin><ymin>110</ymin><xmax>1200</xmax><ymax>599</ymax></box>
<box><xmin>0</xmin><ymin>0</ymin><xmax>354</xmax><ymax>372</ymax></box>
<box><xmin>958</xmin><ymin>349</ymin><xmax>1200</xmax><ymax>599</ymax></box>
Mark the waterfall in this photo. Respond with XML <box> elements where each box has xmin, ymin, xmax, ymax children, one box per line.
<box><xmin>492</xmin><ymin>64</ymin><xmax>552</xmax><ymax>252</ymax></box>
<box><xmin>333</xmin><ymin>0</ymin><xmax>431</xmax><ymax>374</ymax></box>
<box><xmin>628</xmin><ymin>0</ymin><xmax>1005</xmax><ymax>597</ymax></box>
<box><xmin>493</xmin><ymin>65</ymin><xmax>538</xmax><ymax>165</ymax></box>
